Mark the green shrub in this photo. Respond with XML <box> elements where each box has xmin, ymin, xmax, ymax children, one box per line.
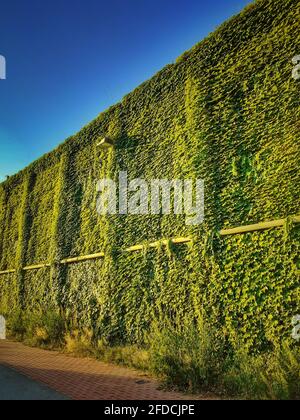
<box><xmin>7</xmin><ymin>310</ymin><xmax>65</xmax><ymax>348</ymax></box>
<box><xmin>7</xmin><ymin>311</ymin><xmax>26</xmax><ymax>341</ymax></box>
<box><xmin>147</xmin><ymin>317</ymin><xmax>227</xmax><ymax>392</ymax></box>
<box><xmin>96</xmin><ymin>340</ymin><xmax>150</xmax><ymax>371</ymax></box>
<box><xmin>6</xmin><ymin>308</ymin><xmax>300</xmax><ymax>399</ymax></box>
<box><xmin>36</xmin><ymin>311</ymin><xmax>66</xmax><ymax>347</ymax></box>
<box><xmin>224</xmin><ymin>342</ymin><xmax>300</xmax><ymax>400</ymax></box>
<box><xmin>64</xmin><ymin>328</ymin><xmax>94</xmax><ymax>356</ymax></box>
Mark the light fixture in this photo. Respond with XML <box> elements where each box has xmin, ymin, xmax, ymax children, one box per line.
<box><xmin>97</xmin><ymin>137</ymin><xmax>114</xmax><ymax>149</ymax></box>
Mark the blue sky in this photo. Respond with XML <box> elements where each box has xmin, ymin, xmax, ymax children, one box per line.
<box><xmin>0</xmin><ymin>0</ymin><xmax>252</xmax><ymax>181</ymax></box>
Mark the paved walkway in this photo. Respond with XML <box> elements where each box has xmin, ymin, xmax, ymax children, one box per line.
<box><xmin>0</xmin><ymin>341</ymin><xmax>216</xmax><ymax>400</ymax></box>
<box><xmin>0</xmin><ymin>365</ymin><xmax>68</xmax><ymax>400</ymax></box>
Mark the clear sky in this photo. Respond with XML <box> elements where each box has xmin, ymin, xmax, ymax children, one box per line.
<box><xmin>0</xmin><ymin>0</ymin><xmax>252</xmax><ymax>181</ymax></box>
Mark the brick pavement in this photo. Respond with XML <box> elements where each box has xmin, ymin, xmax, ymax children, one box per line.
<box><xmin>0</xmin><ymin>340</ymin><xmax>217</xmax><ymax>400</ymax></box>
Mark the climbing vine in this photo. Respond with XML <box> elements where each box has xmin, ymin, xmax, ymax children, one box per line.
<box><xmin>0</xmin><ymin>0</ymin><xmax>299</xmax><ymax>349</ymax></box>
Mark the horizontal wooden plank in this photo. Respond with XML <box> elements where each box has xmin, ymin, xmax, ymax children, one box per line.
<box><xmin>125</xmin><ymin>244</ymin><xmax>144</xmax><ymax>252</ymax></box>
<box><xmin>220</xmin><ymin>215</ymin><xmax>300</xmax><ymax>236</ymax></box>
<box><xmin>1</xmin><ymin>216</ymin><xmax>299</xmax><ymax>269</ymax></box>
<box><xmin>125</xmin><ymin>217</ymin><xmax>300</xmax><ymax>252</ymax></box>
<box><xmin>168</xmin><ymin>237</ymin><xmax>192</xmax><ymax>245</ymax></box>
<box><xmin>23</xmin><ymin>263</ymin><xmax>51</xmax><ymax>271</ymax></box>
<box><xmin>125</xmin><ymin>237</ymin><xmax>192</xmax><ymax>253</ymax></box>
<box><xmin>0</xmin><ymin>269</ymin><xmax>16</xmax><ymax>275</ymax></box>
<box><xmin>60</xmin><ymin>252</ymin><xmax>105</xmax><ymax>264</ymax></box>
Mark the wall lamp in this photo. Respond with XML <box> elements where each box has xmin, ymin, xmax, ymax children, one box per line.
<box><xmin>97</xmin><ymin>137</ymin><xmax>115</xmax><ymax>149</ymax></box>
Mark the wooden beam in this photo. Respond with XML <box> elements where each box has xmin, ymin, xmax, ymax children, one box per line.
<box><xmin>1</xmin><ymin>217</ymin><xmax>299</xmax><ymax>270</ymax></box>
<box><xmin>125</xmin><ymin>237</ymin><xmax>192</xmax><ymax>253</ymax></box>
<box><xmin>23</xmin><ymin>263</ymin><xmax>51</xmax><ymax>271</ymax></box>
<box><xmin>168</xmin><ymin>237</ymin><xmax>192</xmax><ymax>245</ymax></box>
<box><xmin>125</xmin><ymin>244</ymin><xmax>144</xmax><ymax>252</ymax></box>
<box><xmin>125</xmin><ymin>216</ymin><xmax>300</xmax><ymax>253</ymax></box>
<box><xmin>60</xmin><ymin>252</ymin><xmax>105</xmax><ymax>264</ymax></box>
<box><xmin>0</xmin><ymin>269</ymin><xmax>16</xmax><ymax>275</ymax></box>
<box><xmin>220</xmin><ymin>215</ymin><xmax>300</xmax><ymax>236</ymax></box>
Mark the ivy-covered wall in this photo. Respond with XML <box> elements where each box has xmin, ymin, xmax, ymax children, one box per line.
<box><xmin>0</xmin><ymin>0</ymin><xmax>299</xmax><ymax>348</ymax></box>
